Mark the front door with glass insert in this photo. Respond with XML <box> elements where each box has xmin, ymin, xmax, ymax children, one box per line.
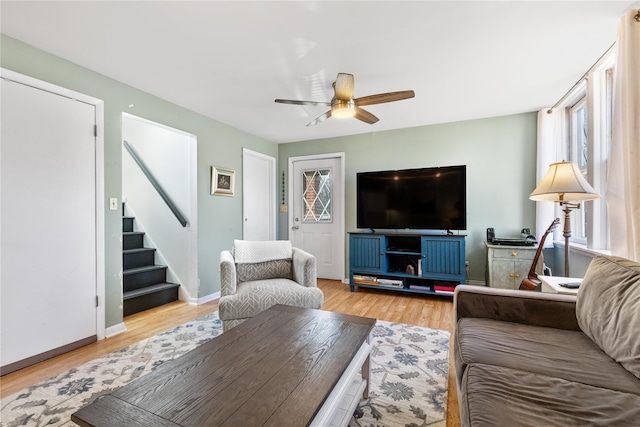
<box><xmin>291</xmin><ymin>156</ymin><xmax>344</xmax><ymax>280</ymax></box>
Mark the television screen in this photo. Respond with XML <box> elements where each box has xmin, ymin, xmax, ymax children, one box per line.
<box><xmin>356</xmin><ymin>165</ymin><xmax>466</xmax><ymax>231</ymax></box>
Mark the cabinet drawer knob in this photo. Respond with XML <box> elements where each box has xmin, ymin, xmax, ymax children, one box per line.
<box><xmin>515</xmin><ymin>273</ymin><xmax>520</xmax><ymax>278</ymax></box>
<box><xmin>509</xmin><ymin>273</ymin><xmax>515</xmax><ymax>278</ymax></box>
<box><xmin>511</xmin><ymin>251</ymin><xmax>518</xmax><ymax>257</ymax></box>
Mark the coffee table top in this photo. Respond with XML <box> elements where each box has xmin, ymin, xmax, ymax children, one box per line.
<box><xmin>72</xmin><ymin>305</ymin><xmax>376</xmax><ymax>427</ymax></box>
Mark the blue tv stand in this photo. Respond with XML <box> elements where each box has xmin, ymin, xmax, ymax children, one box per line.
<box><xmin>348</xmin><ymin>232</ymin><xmax>466</xmax><ymax>296</ymax></box>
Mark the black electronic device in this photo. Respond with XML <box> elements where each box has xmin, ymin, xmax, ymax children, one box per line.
<box><xmin>486</xmin><ymin>227</ymin><xmax>537</xmax><ymax>246</ymax></box>
<box><xmin>560</xmin><ymin>282</ymin><xmax>581</xmax><ymax>289</ymax></box>
<box><xmin>356</xmin><ymin>165</ymin><xmax>466</xmax><ymax>230</ymax></box>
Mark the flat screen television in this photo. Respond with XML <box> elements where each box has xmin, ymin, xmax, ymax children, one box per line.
<box><xmin>356</xmin><ymin>165</ymin><xmax>466</xmax><ymax>231</ymax></box>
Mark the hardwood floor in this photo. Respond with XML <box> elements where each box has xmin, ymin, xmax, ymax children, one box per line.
<box><xmin>1</xmin><ymin>279</ymin><xmax>460</xmax><ymax>426</ymax></box>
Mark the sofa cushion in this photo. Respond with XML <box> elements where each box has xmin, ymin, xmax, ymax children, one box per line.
<box><xmin>460</xmin><ymin>363</ymin><xmax>640</xmax><ymax>427</ymax></box>
<box><xmin>236</xmin><ymin>259</ymin><xmax>293</xmax><ymax>283</ymax></box>
<box><xmin>577</xmin><ymin>256</ymin><xmax>640</xmax><ymax>380</ymax></box>
<box><xmin>218</xmin><ymin>278</ymin><xmax>324</xmax><ymax>321</ymax></box>
<box><xmin>455</xmin><ymin>317</ymin><xmax>640</xmax><ymax>395</ymax></box>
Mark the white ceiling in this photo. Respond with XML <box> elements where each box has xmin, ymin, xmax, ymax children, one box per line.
<box><xmin>1</xmin><ymin>1</ymin><xmax>635</xmax><ymax>144</ymax></box>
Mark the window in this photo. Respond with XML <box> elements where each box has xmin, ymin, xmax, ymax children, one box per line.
<box><xmin>558</xmin><ymin>52</ymin><xmax>615</xmax><ymax>251</ymax></box>
<box><xmin>567</xmin><ymin>96</ymin><xmax>588</xmax><ymax>244</ymax></box>
<box><xmin>302</xmin><ymin>169</ymin><xmax>332</xmax><ymax>222</ymax></box>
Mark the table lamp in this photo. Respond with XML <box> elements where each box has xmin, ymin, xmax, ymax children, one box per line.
<box><xmin>529</xmin><ymin>161</ymin><xmax>600</xmax><ymax>277</ymax></box>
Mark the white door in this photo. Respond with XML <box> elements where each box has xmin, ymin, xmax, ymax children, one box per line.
<box><xmin>290</xmin><ymin>154</ymin><xmax>345</xmax><ymax>280</ymax></box>
<box><xmin>1</xmin><ymin>77</ymin><xmax>97</xmax><ymax>372</ymax></box>
<box><xmin>243</xmin><ymin>148</ymin><xmax>276</xmax><ymax>241</ymax></box>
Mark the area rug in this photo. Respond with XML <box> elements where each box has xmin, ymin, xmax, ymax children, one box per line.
<box><xmin>1</xmin><ymin>313</ymin><xmax>449</xmax><ymax>427</ymax></box>
<box><xmin>349</xmin><ymin>322</ymin><xmax>450</xmax><ymax>427</ymax></box>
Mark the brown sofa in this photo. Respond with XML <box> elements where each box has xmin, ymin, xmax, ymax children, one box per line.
<box><xmin>454</xmin><ymin>255</ymin><xmax>640</xmax><ymax>426</ymax></box>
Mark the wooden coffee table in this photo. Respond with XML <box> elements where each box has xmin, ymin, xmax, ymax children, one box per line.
<box><xmin>72</xmin><ymin>305</ymin><xmax>376</xmax><ymax>427</ymax></box>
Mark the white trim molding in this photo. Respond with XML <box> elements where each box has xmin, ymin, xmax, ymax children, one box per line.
<box><xmin>195</xmin><ymin>291</ymin><xmax>220</xmax><ymax>305</ymax></box>
<box><xmin>105</xmin><ymin>323</ymin><xmax>127</xmax><ymax>338</ymax></box>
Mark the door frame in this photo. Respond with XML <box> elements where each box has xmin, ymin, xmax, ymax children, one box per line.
<box><xmin>243</xmin><ymin>148</ymin><xmax>276</xmax><ymax>240</ymax></box>
<box><xmin>288</xmin><ymin>152</ymin><xmax>345</xmax><ymax>280</ymax></box>
<box><xmin>1</xmin><ymin>68</ymin><xmax>106</xmax><ymax>340</ymax></box>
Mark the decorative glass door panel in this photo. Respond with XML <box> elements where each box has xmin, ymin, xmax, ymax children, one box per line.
<box><xmin>302</xmin><ymin>169</ymin><xmax>332</xmax><ymax>223</ymax></box>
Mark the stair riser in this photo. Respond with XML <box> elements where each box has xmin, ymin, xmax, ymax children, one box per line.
<box><xmin>122</xmin><ymin>217</ymin><xmax>134</xmax><ymax>233</ymax></box>
<box><xmin>123</xmin><ymin>287</ymin><xmax>179</xmax><ymax>317</ymax></box>
<box><xmin>124</xmin><ymin>268</ymin><xmax>167</xmax><ymax>292</ymax></box>
<box><xmin>123</xmin><ymin>233</ymin><xmax>143</xmax><ymax>250</ymax></box>
<box><xmin>123</xmin><ymin>250</ymin><xmax>155</xmax><ymax>270</ymax></box>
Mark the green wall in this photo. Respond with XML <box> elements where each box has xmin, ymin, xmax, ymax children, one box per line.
<box><xmin>0</xmin><ymin>34</ymin><xmax>277</xmax><ymax>328</ymax></box>
<box><xmin>278</xmin><ymin>113</ymin><xmax>539</xmax><ymax>282</ymax></box>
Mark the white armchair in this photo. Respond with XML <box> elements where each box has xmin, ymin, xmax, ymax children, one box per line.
<box><xmin>218</xmin><ymin>240</ymin><xmax>324</xmax><ymax>332</ymax></box>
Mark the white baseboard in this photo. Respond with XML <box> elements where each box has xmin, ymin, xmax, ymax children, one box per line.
<box><xmin>105</xmin><ymin>322</ymin><xmax>127</xmax><ymax>338</ymax></box>
<box><xmin>191</xmin><ymin>291</ymin><xmax>220</xmax><ymax>305</ymax></box>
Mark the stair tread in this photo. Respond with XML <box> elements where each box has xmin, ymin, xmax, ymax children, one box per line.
<box><xmin>123</xmin><ymin>283</ymin><xmax>180</xmax><ymax>300</ymax></box>
<box><xmin>123</xmin><ymin>265</ymin><xmax>167</xmax><ymax>275</ymax></box>
<box><xmin>123</xmin><ymin>216</ymin><xmax>135</xmax><ymax>220</ymax></box>
<box><xmin>123</xmin><ymin>247</ymin><xmax>156</xmax><ymax>254</ymax></box>
<box><xmin>123</xmin><ymin>231</ymin><xmax>144</xmax><ymax>235</ymax></box>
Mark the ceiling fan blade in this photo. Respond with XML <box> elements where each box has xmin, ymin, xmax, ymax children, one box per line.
<box><xmin>334</xmin><ymin>73</ymin><xmax>354</xmax><ymax>100</ymax></box>
<box><xmin>355</xmin><ymin>107</ymin><xmax>379</xmax><ymax>124</ymax></box>
<box><xmin>275</xmin><ymin>99</ymin><xmax>331</xmax><ymax>107</ymax></box>
<box><xmin>306</xmin><ymin>111</ymin><xmax>332</xmax><ymax>127</ymax></box>
<box><xmin>355</xmin><ymin>90</ymin><xmax>415</xmax><ymax>106</ymax></box>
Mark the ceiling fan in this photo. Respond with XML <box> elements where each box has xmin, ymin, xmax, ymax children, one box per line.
<box><xmin>275</xmin><ymin>73</ymin><xmax>415</xmax><ymax>127</ymax></box>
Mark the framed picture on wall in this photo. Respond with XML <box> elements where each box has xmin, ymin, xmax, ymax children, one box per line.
<box><xmin>211</xmin><ymin>166</ymin><xmax>235</xmax><ymax>196</ymax></box>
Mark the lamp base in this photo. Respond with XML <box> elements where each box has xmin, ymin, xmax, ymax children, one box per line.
<box><xmin>561</xmin><ymin>202</ymin><xmax>580</xmax><ymax>277</ymax></box>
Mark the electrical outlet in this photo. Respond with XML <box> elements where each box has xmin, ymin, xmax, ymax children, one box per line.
<box><xmin>109</xmin><ymin>198</ymin><xmax>118</xmax><ymax>211</ymax></box>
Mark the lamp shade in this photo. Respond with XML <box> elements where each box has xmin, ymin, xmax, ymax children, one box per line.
<box><xmin>530</xmin><ymin>161</ymin><xmax>600</xmax><ymax>202</ymax></box>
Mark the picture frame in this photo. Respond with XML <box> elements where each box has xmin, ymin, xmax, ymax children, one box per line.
<box><xmin>211</xmin><ymin>166</ymin><xmax>235</xmax><ymax>196</ymax></box>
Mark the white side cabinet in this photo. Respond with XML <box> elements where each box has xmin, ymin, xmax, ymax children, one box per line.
<box><xmin>485</xmin><ymin>243</ymin><xmax>542</xmax><ymax>289</ymax></box>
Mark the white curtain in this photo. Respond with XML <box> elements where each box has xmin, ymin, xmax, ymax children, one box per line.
<box><xmin>607</xmin><ymin>10</ymin><xmax>640</xmax><ymax>261</ymax></box>
<box><xmin>535</xmin><ymin>108</ymin><xmax>560</xmax><ymax>246</ymax></box>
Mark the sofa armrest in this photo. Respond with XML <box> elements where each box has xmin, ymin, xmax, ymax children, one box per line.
<box><xmin>220</xmin><ymin>250</ymin><xmax>237</xmax><ymax>297</ymax></box>
<box><xmin>454</xmin><ymin>285</ymin><xmax>580</xmax><ymax>331</ymax></box>
<box><xmin>292</xmin><ymin>247</ymin><xmax>317</xmax><ymax>287</ymax></box>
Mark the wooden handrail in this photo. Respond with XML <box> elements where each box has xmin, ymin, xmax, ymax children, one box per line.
<box><xmin>123</xmin><ymin>140</ymin><xmax>188</xmax><ymax>227</ymax></box>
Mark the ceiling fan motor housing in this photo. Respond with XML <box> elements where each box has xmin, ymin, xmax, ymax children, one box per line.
<box><xmin>331</xmin><ymin>98</ymin><xmax>356</xmax><ymax>118</ymax></box>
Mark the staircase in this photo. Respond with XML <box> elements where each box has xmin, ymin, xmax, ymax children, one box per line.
<box><xmin>122</xmin><ymin>209</ymin><xmax>180</xmax><ymax>316</ymax></box>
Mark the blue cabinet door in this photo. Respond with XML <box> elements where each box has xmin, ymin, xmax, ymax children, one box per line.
<box><xmin>349</xmin><ymin>234</ymin><xmax>385</xmax><ymax>273</ymax></box>
<box><xmin>421</xmin><ymin>236</ymin><xmax>466</xmax><ymax>283</ymax></box>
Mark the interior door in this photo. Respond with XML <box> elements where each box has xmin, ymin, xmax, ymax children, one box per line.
<box><xmin>1</xmin><ymin>77</ymin><xmax>97</xmax><ymax>373</ymax></box>
<box><xmin>243</xmin><ymin>149</ymin><xmax>276</xmax><ymax>241</ymax></box>
<box><xmin>290</xmin><ymin>155</ymin><xmax>344</xmax><ymax>280</ymax></box>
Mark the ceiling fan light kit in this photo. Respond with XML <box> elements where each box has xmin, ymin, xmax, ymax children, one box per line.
<box><xmin>275</xmin><ymin>72</ymin><xmax>415</xmax><ymax>127</ymax></box>
<box><xmin>331</xmin><ymin>99</ymin><xmax>356</xmax><ymax>118</ymax></box>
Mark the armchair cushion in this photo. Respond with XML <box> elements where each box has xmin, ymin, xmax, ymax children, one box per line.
<box><xmin>237</xmin><ymin>259</ymin><xmax>293</xmax><ymax>283</ymax></box>
<box><xmin>219</xmin><ymin>279</ymin><xmax>324</xmax><ymax>321</ymax></box>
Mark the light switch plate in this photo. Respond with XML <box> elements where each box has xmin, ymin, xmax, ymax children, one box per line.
<box><xmin>109</xmin><ymin>198</ymin><xmax>118</xmax><ymax>211</ymax></box>
<box><xmin>279</xmin><ymin>205</ymin><xmax>288</xmax><ymax>213</ymax></box>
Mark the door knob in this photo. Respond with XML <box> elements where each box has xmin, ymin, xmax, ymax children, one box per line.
<box><xmin>292</xmin><ymin>225</ymin><xmax>300</xmax><ymax>230</ymax></box>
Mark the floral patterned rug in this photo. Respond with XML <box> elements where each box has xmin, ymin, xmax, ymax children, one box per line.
<box><xmin>349</xmin><ymin>322</ymin><xmax>450</xmax><ymax>427</ymax></box>
<box><xmin>1</xmin><ymin>312</ymin><xmax>449</xmax><ymax>427</ymax></box>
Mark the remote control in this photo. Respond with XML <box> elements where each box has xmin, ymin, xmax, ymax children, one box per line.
<box><xmin>560</xmin><ymin>282</ymin><xmax>581</xmax><ymax>289</ymax></box>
